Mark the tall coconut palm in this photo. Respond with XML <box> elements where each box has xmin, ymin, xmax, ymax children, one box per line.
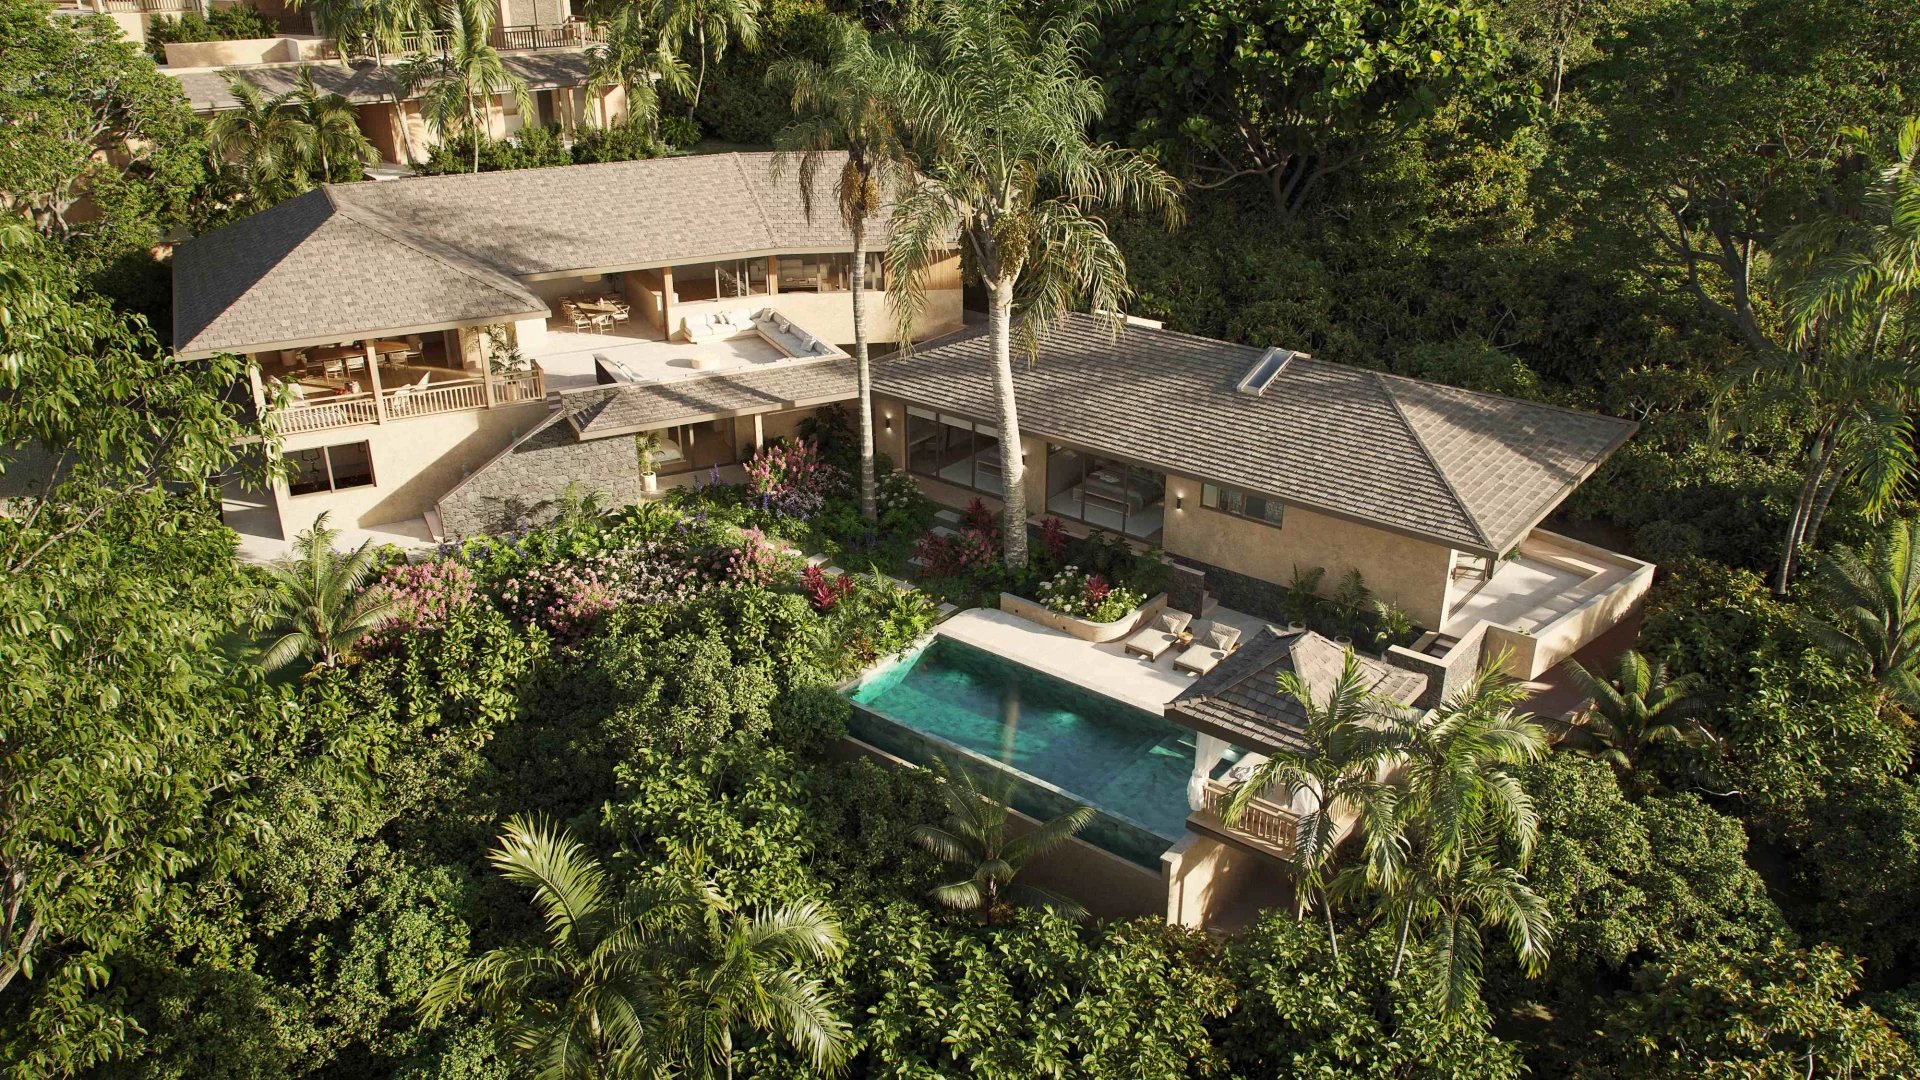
<box><xmin>1564</xmin><ymin>649</ymin><xmax>1712</xmax><ymax>776</ymax></box>
<box><xmin>659</xmin><ymin>0</ymin><xmax>761</xmax><ymax>116</ymax></box>
<box><xmin>1809</xmin><ymin>518</ymin><xmax>1920</xmax><ymax>714</ymax></box>
<box><xmin>423</xmin><ymin>816</ymin><xmax>850</xmax><ymax>1079</ymax></box>
<box><xmin>663</xmin><ymin>890</ymin><xmax>852</xmax><ymax>1080</ymax></box>
<box><xmin>409</xmin><ymin>0</ymin><xmax>535</xmax><ymax>173</ymax></box>
<box><xmin>587</xmin><ymin>0</ymin><xmax>693</xmax><ymax>135</ymax></box>
<box><xmin>207</xmin><ymin>74</ymin><xmax>315</xmax><ymax>205</ymax></box>
<box><xmin>883</xmin><ymin>0</ymin><xmax>1182</xmax><ymax>566</ymax></box>
<box><xmin>772</xmin><ymin>22</ymin><xmax>916</xmax><ymax>522</ymax></box>
<box><xmin>286</xmin><ymin>68</ymin><xmax>380</xmax><ymax>183</ymax></box>
<box><xmin>914</xmin><ymin>766</ymin><xmax>1094</xmax><ymax>922</ymax></box>
<box><xmin>1222</xmin><ymin>650</ymin><xmax>1395</xmax><ymax>964</ymax></box>
<box><xmin>253</xmin><ymin>512</ymin><xmax>400</xmax><ymax>672</ymax></box>
<box><xmin>1395</xmin><ymin>819</ymin><xmax>1554</xmax><ymax>1016</ymax></box>
<box><xmin>1734</xmin><ymin>115</ymin><xmax>1920</xmax><ymax>593</ymax></box>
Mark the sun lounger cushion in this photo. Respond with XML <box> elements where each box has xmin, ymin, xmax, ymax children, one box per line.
<box><xmin>1158</xmin><ymin>611</ymin><xmax>1192</xmax><ymax>635</ymax></box>
<box><xmin>1206</xmin><ymin>623</ymin><xmax>1239</xmax><ymax>650</ymax></box>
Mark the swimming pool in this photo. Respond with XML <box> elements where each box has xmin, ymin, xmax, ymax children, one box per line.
<box><xmin>842</xmin><ymin>636</ymin><xmax>1195</xmax><ymax>868</ymax></box>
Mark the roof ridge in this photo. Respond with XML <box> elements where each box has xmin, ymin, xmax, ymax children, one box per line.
<box><xmin>326</xmin><ymin>196</ymin><xmax>542</xmax><ymax>308</ymax></box>
<box><xmin>733</xmin><ymin>153</ymin><xmax>780</xmax><ymax>245</ymax></box>
<box><xmin>1373</xmin><ymin>371</ymin><xmax>1492</xmax><ymax>551</ymax></box>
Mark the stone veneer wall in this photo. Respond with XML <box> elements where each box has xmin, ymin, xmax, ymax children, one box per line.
<box><xmin>436</xmin><ymin>410</ymin><xmax>639</xmax><ymax>537</ymax></box>
<box><xmin>1169</xmin><ymin>556</ymin><xmax>1293</xmax><ymax>624</ymax></box>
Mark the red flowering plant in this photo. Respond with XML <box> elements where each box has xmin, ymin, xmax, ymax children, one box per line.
<box><xmin>801</xmin><ymin>564</ymin><xmax>856</xmax><ymax>611</ymax></box>
<box><xmin>1038</xmin><ymin>516</ymin><xmax>1070</xmax><ymax>567</ymax></box>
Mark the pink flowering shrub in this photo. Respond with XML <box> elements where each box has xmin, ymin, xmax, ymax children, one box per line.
<box><xmin>370</xmin><ymin>558</ymin><xmax>478</xmax><ymax>640</ymax></box>
<box><xmin>744</xmin><ymin>439</ymin><xmax>843</xmax><ymax>519</ymax></box>
<box><xmin>706</xmin><ymin>527</ymin><xmax>784</xmax><ymax>588</ymax></box>
<box><xmin>498</xmin><ymin>541</ymin><xmax>704</xmax><ymax>641</ymax></box>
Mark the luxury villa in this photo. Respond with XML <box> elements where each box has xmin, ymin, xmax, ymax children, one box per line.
<box><xmin>174</xmin><ymin>153</ymin><xmax>1651</xmax><ymax>928</ymax></box>
<box><xmin>78</xmin><ymin>0</ymin><xmax>624</xmax><ymax>169</ymax></box>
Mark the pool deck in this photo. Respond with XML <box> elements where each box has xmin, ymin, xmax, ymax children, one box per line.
<box><xmin>937</xmin><ymin>605</ymin><xmax>1275</xmax><ymax>715</ymax></box>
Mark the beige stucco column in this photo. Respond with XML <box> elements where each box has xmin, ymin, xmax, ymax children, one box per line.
<box><xmin>767</xmin><ymin>255</ymin><xmax>780</xmax><ymax>295</ymax></box>
<box><xmin>1187</xmin><ymin>732</ymin><xmax>1231</xmax><ymax>811</ymax></box>
<box><xmin>363</xmin><ymin>341</ymin><xmax>387</xmax><ymax>423</ymax></box>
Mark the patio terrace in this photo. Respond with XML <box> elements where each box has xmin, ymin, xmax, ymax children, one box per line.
<box><xmin>531</xmin><ymin>320</ymin><xmax>792</xmax><ymax>392</ymax></box>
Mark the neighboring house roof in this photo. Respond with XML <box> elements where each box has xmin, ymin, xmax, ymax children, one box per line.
<box><xmin>1167</xmin><ymin>627</ymin><xmax>1427</xmax><ymax>756</ymax></box>
<box><xmin>172</xmin><ymin>187</ymin><xmax>548</xmax><ymax>358</ymax></box>
<box><xmin>172</xmin><ymin>152</ymin><xmax>890</xmax><ymax>357</ymax></box>
<box><xmin>170</xmin><ymin>51</ymin><xmax>597</xmax><ymax>111</ymax></box>
<box><xmin>561</xmin><ymin>359</ymin><xmax>857</xmax><ymax>438</ymax></box>
<box><xmin>873</xmin><ymin>315</ymin><xmax>1636</xmax><ymax>554</ymax></box>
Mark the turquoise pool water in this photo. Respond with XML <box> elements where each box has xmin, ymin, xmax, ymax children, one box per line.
<box><xmin>843</xmin><ymin>637</ymin><xmax>1195</xmax><ymax>868</ymax></box>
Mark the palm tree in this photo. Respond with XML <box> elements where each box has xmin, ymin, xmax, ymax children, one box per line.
<box><xmin>883</xmin><ymin>0</ymin><xmax>1182</xmax><ymax>566</ymax></box>
<box><xmin>1564</xmin><ymin>649</ymin><xmax>1712</xmax><ymax>776</ymax></box>
<box><xmin>421</xmin><ymin>815</ymin><xmax>676</xmax><ymax>1077</ymax></box>
<box><xmin>587</xmin><ymin>0</ymin><xmax>692</xmax><ymax>135</ymax></box>
<box><xmin>1809</xmin><ymin>518</ymin><xmax>1920</xmax><ymax>714</ymax></box>
<box><xmin>409</xmin><ymin>0</ymin><xmax>535</xmax><ymax>173</ymax></box>
<box><xmin>1355</xmin><ymin>662</ymin><xmax>1552</xmax><ymax>1011</ymax></box>
<box><xmin>207</xmin><ymin>74</ymin><xmax>314</xmax><ymax>205</ymax></box>
<box><xmin>914</xmin><ymin>766</ymin><xmax>1094</xmax><ymax>922</ymax></box>
<box><xmin>254</xmin><ymin>512</ymin><xmax>400</xmax><ymax>672</ymax></box>
<box><xmin>286</xmin><ymin>68</ymin><xmax>379</xmax><ymax>183</ymax></box>
<box><xmin>659</xmin><ymin>0</ymin><xmax>761</xmax><ymax>116</ymax></box>
<box><xmin>664</xmin><ymin>890</ymin><xmax>852</xmax><ymax>1080</ymax></box>
<box><xmin>772</xmin><ymin>22</ymin><xmax>916</xmax><ymax>522</ymax></box>
<box><xmin>423</xmin><ymin>817</ymin><xmax>853</xmax><ymax>1080</ymax></box>
<box><xmin>1222</xmin><ymin>650</ymin><xmax>1395</xmax><ymax>964</ymax></box>
<box><xmin>1733</xmin><ymin>115</ymin><xmax>1920</xmax><ymax>593</ymax></box>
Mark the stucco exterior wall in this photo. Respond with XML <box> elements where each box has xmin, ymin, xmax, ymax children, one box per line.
<box><xmin>163</xmin><ymin>37</ymin><xmax>302</xmax><ymax>66</ymax></box>
<box><xmin>274</xmin><ymin>401</ymin><xmax>550</xmax><ymax>535</ymax></box>
<box><xmin>1159</xmin><ymin>472</ymin><xmax>1456</xmax><ymax>629</ymax></box>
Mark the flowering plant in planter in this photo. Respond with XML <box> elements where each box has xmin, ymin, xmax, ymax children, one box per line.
<box><xmin>1035</xmin><ymin>566</ymin><xmax>1145</xmax><ymax>624</ymax></box>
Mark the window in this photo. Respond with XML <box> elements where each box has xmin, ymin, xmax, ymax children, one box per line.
<box><xmin>673</xmin><ymin>259</ymin><xmax>767</xmax><ymax>301</ymax></box>
<box><xmin>1046</xmin><ymin>445</ymin><xmax>1166</xmax><ymax>540</ymax></box>
<box><xmin>287</xmin><ymin>442</ymin><xmax>375</xmax><ymax>496</ymax></box>
<box><xmin>776</xmin><ymin>253</ymin><xmax>855</xmax><ymax>293</ymax></box>
<box><xmin>1201</xmin><ymin>482</ymin><xmax>1284</xmax><ymax>526</ymax></box>
<box><xmin>905</xmin><ymin>407</ymin><xmax>1004</xmax><ymax>495</ymax></box>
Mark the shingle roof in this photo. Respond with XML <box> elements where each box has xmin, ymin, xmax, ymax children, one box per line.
<box><xmin>1167</xmin><ymin>628</ymin><xmax>1427</xmax><ymax>755</ymax></box>
<box><xmin>561</xmin><ymin>359</ymin><xmax>857</xmax><ymax>437</ymax></box>
<box><xmin>873</xmin><ymin>314</ymin><xmax>1635</xmax><ymax>553</ymax></box>
<box><xmin>172</xmin><ymin>188</ymin><xmax>548</xmax><ymax>358</ymax></box>
<box><xmin>170</xmin><ymin>51</ymin><xmax>597</xmax><ymax>111</ymax></box>
<box><xmin>173</xmin><ymin>152</ymin><xmax>896</xmax><ymax>356</ymax></box>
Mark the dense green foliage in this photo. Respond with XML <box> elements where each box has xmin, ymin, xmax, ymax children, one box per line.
<box><xmin>144</xmin><ymin>5</ymin><xmax>281</xmax><ymax>64</ymax></box>
<box><xmin>6</xmin><ymin>0</ymin><xmax>1920</xmax><ymax>1073</ymax></box>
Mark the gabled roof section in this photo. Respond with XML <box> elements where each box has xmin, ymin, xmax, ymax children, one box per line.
<box><xmin>561</xmin><ymin>359</ymin><xmax>857</xmax><ymax>438</ymax></box>
<box><xmin>172</xmin><ymin>188</ymin><xmax>547</xmax><ymax>358</ymax></box>
<box><xmin>1167</xmin><ymin>628</ymin><xmax>1427</xmax><ymax>756</ymax></box>
<box><xmin>872</xmin><ymin>314</ymin><xmax>1636</xmax><ymax>553</ymax></box>
<box><xmin>172</xmin><ymin>152</ymin><xmax>913</xmax><ymax>355</ymax></box>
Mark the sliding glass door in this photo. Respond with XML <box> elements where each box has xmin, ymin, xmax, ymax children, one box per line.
<box><xmin>1044</xmin><ymin>444</ymin><xmax>1166</xmax><ymax>541</ymax></box>
<box><xmin>906</xmin><ymin>407</ymin><xmax>1004</xmax><ymax>495</ymax></box>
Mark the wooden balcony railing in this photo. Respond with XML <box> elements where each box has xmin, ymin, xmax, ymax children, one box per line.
<box><xmin>495</xmin><ymin>21</ymin><xmax>604</xmax><ymax>51</ymax></box>
<box><xmin>1196</xmin><ymin>779</ymin><xmax>1301</xmax><ymax>856</ymax></box>
<box><xmin>98</xmin><ymin>0</ymin><xmax>202</xmax><ymax>12</ymax></box>
<box><xmin>492</xmin><ymin>365</ymin><xmax>546</xmax><ymax>405</ymax></box>
<box><xmin>274</xmin><ymin>392</ymin><xmax>379</xmax><ymax>435</ymax></box>
<box><xmin>386</xmin><ymin>378</ymin><xmax>485</xmax><ymax>418</ymax></box>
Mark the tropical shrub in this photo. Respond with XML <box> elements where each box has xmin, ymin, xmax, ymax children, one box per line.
<box><xmin>370</xmin><ymin>558</ymin><xmax>478</xmax><ymax>639</ymax></box>
<box><xmin>745</xmin><ymin>438</ymin><xmax>844</xmax><ymax>519</ymax></box>
<box><xmin>705</xmin><ymin>526</ymin><xmax>787</xmax><ymax>588</ymax></box>
<box><xmin>800</xmin><ymin>563</ymin><xmax>854</xmax><ymax>611</ymax></box>
<box><xmin>145</xmin><ymin>6</ymin><xmax>278</xmax><ymax>64</ymax></box>
<box><xmin>496</xmin><ymin>541</ymin><xmax>705</xmax><ymax>641</ymax></box>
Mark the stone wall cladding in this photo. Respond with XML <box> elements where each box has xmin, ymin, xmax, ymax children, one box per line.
<box><xmin>436</xmin><ymin>409</ymin><xmax>639</xmax><ymax>538</ymax></box>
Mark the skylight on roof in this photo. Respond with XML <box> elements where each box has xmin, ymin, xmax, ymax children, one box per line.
<box><xmin>1235</xmin><ymin>348</ymin><xmax>1295</xmax><ymax>396</ymax></box>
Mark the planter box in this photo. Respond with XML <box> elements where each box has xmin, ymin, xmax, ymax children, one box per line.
<box><xmin>997</xmin><ymin>591</ymin><xmax>1167</xmax><ymax>643</ymax></box>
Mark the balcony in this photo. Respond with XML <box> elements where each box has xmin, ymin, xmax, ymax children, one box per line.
<box><xmin>267</xmin><ymin>364</ymin><xmax>545</xmax><ymax>436</ymax></box>
<box><xmin>354</xmin><ymin>20</ymin><xmax>604</xmax><ymax>60</ymax></box>
<box><xmin>96</xmin><ymin>0</ymin><xmax>202</xmax><ymax>11</ymax></box>
<box><xmin>1184</xmin><ymin>777</ymin><xmax>1358</xmax><ymax>864</ymax></box>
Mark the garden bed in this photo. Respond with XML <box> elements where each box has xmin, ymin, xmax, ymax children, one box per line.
<box><xmin>998</xmin><ymin>590</ymin><xmax>1168</xmax><ymax>642</ymax></box>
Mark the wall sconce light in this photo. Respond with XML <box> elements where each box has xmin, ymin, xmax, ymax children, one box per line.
<box><xmin>1176</xmin><ymin>493</ymin><xmax>1185</xmax><ymax>510</ymax></box>
<box><xmin>884</xmin><ymin>414</ymin><xmax>893</xmax><ymax>433</ymax></box>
